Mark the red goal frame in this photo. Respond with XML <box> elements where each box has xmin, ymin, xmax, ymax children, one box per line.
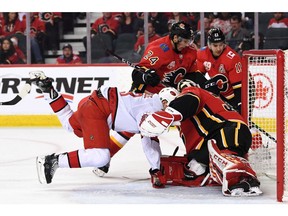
<box><xmin>242</xmin><ymin>49</ymin><xmax>286</xmax><ymax>202</ymax></box>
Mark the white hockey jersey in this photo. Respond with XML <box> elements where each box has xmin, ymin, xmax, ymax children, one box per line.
<box><xmin>100</xmin><ymin>85</ymin><xmax>163</xmax><ymax>133</ymax></box>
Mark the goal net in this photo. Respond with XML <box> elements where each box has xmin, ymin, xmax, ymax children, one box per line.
<box><xmin>242</xmin><ymin>49</ymin><xmax>288</xmax><ymax>202</ymax></box>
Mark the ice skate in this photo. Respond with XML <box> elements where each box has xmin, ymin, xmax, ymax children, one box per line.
<box><xmin>226</xmin><ymin>176</ymin><xmax>263</xmax><ymax>197</ymax></box>
<box><xmin>92</xmin><ymin>163</ymin><xmax>110</xmax><ymax>177</ymax></box>
<box><xmin>36</xmin><ymin>153</ymin><xmax>59</xmax><ymax>184</ymax></box>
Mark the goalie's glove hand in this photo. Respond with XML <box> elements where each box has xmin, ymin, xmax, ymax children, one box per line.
<box><xmin>149</xmin><ymin>168</ymin><xmax>166</xmax><ymax>188</ymax></box>
<box><xmin>142</xmin><ymin>69</ymin><xmax>160</xmax><ymax>87</ymax></box>
<box><xmin>202</xmin><ymin>74</ymin><xmax>229</xmax><ymax>95</ymax></box>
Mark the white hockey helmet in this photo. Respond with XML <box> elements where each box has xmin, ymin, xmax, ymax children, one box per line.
<box><xmin>159</xmin><ymin>87</ymin><xmax>179</xmax><ymax>105</ymax></box>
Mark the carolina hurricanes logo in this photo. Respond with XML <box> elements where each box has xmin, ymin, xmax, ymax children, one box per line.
<box><xmin>162</xmin><ymin>67</ymin><xmax>186</xmax><ymax>88</ymax></box>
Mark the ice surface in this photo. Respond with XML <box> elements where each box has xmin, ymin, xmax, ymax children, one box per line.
<box><xmin>0</xmin><ymin>127</ymin><xmax>287</xmax><ymax>215</ymax></box>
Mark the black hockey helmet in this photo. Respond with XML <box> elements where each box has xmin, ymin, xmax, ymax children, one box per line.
<box><xmin>169</xmin><ymin>21</ymin><xmax>194</xmax><ymax>41</ymax></box>
<box><xmin>207</xmin><ymin>28</ymin><xmax>225</xmax><ymax>43</ymax></box>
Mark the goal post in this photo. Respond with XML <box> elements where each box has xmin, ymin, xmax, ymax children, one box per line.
<box><xmin>242</xmin><ymin>49</ymin><xmax>287</xmax><ymax>202</ymax></box>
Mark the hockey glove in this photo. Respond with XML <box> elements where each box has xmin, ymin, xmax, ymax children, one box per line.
<box><xmin>29</xmin><ymin>71</ymin><xmax>58</xmax><ymax>100</ymax></box>
<box><xmin>149</xmin><ymin>168</ymin><xmax>166</xmax><ymax>188</ymax></box>
<box><xmin>142</xmin><ymin>69</ymin><xmax>160</xmax><ymax>87</ymax></box>
<box><xmin>202</xmin><ymin>74</ymin><xmax>229</xmax><ymax>95</ymax></box>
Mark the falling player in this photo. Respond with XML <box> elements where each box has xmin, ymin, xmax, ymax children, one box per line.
<box><xmin>30</xmin><ymin>71</ymin><xmax>178</xmax><ymax>185</ymax></box>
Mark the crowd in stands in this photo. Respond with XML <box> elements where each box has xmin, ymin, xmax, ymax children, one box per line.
<box><xmin>0</xmin><ymin>12</ymin><xmax>287</xmax><ymax>65</ymax></box>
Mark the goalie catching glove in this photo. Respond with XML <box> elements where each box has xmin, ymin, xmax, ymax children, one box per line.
<box><xmin>139</xmin><ymin>111</ymin><xmax>174</xmax><ymax>137</ymax></box>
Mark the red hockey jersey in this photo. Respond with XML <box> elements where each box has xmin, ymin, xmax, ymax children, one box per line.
<box><xmin>138</xmin><ymin>35</ymin><xmax>197</xmax><ymax>94</ymax></box>
<box><xmin>196</xmin><ymin>45</ymin><xmax>242</xmax><ymax>100</ymax></box>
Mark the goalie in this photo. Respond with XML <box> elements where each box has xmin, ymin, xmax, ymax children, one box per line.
<box><xmin>139</xmin><ymin>80</ymin><xmax>263</xmax><ymax>197</ymax></box>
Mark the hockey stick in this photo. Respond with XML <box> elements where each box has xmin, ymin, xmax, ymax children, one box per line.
<box><xmin>106</xmin><ymin>49</ymin><xmax>145</xmax><ymax>73</ymax></box>
<box><xmin>0</xmin><ymin>82</ymin><xmax>31</xmax><ymax>105</ymax></box>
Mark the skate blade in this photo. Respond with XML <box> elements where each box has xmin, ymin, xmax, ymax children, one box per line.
<box><xmin>92</xmin><ymin>168</ymin><xmax>106</xmax><ymax>177</ymax></box>
<box><xmin>36</xmin><ymin>156</ymin><xmax>47</xmax><ymax>184</ymax></box>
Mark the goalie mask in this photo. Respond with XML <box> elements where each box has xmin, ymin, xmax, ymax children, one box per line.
<box><xmin>159</xmin><ymin>87</ymin><xmax>179</xmax><ymax>106</ymax></box>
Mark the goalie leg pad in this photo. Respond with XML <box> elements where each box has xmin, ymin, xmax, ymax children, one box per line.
<box><xmin>139</xmin><ymin>111</ymin><xmax>174</xmax><ymax>137</ymax></box>
<box><xmin>208</xmin><ymin>139</ymin><xmax>262</xmax><ymax>196</ymax></box>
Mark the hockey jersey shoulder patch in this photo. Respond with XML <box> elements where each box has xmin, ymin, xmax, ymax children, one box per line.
<box><xmin>159</xmin><ymin>43</ymin><xmax>170</xmax><ymax>52</ymax></box>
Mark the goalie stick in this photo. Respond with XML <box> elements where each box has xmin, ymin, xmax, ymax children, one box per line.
<box><xmin>0</xmin><ymin>82</ymin><xmax>31</xmax><ymax>105</ymax></box>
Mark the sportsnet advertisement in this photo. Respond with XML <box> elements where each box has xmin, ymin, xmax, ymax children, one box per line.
<box><xmin>0</xmin><ymin>65</ymin><xmax>132</xmax><ymax>125</ymax></box>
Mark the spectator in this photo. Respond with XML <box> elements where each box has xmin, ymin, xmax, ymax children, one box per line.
<box><xmin>210</xmin><ymin>12</ymin><xmax>232</xmax><ymax>35</ymax></box>
<box><xmin>186</xmin><ymin>12</ymin><xmax>200</xmax><ymax>31</ymax></box>
<box><xmin>236</xmin><ymin>32</ymin><xmax>264</xmax><ymax>56</ymax></box>
<box><xmin>90</xmin><ymin>12</ymin><xmax>120</xmax><ymax>39</ymax></box>
<box><xmin>196</xmin><ymin>14</ymin><xmax>213</xmax><ymax>46</ymax></box>
<box><xmin>134</xmin><ymin>21</ymin><xmax>161</xmax><ymax>55</ymax></box>
<box><xmin>22</xmin><ymin>13</ymin><xmax>46</xmax><ymax>64</ymax></box>
<box><xmin>0</xmin><ymin>37</ymin><xmax>24</xmax><ymax>64</ymax></box>
<box><xmin>268</xmin><ymin>12</ymin><xmax>288</xmax><ymax>28</ymax></box>
<box><xmin>135</xmin><ymin>12</ymin><xmax>145</xmax><ymax>38</ymax></box>
<box><xmin>168</xmin><ymin>12</ymin><xmax>191</xmax><ymax>26</ymax></box>
<box><xmin>118</xmin><ymin>12</ymin><xmax>141</xmax><ymax>35</ymax></box>
<box><xmin>0</xmin><ymin>12</ymin><xmax>25</xmax><ymax>39</ymax></box>
<box><xmin>226</xmin><ymin>15</ymin><xmax>250</xmax><ymax>52</ymax></box>
<box><xmin>10</xmin><ymin>36</ymin><xmax>26</xmax><ymax>63</ymax></box>
<box><xmin>149</xmin><ymin>12</ymin><xmax>168</xmax><ymax>36</ymax></box>
<box><xmin>83</xmin><ymin>12</ymin><xmax>120</xmax><ymax>52</ymax></box>
<box><xmin>56</xmin><ymin>43</ymin><xmax>82</xmax><ymax>64</ymax></box>
<box><xmin>162</xmin><ymin>19</ymin><xmax>176</xmax><ymax>36</ymax></box>
<box><xmin>38</xmin><ymin>12</ymin><xmax>62</xmax><ymax>51</ymax></box>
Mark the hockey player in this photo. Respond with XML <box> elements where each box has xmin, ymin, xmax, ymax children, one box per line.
<box><xmin>95</xmin><ymin>21</ymin><xmax>198</xmax><ymax>176</ymax></box>
<box><xmin>139</xmin><ymin>81</ymin><xmax>263</xmax><ymax>196</ymax></box>
<box><xmin>191</xmin><ymin>27</ymin><xmax>262</xmax><ymax>151</ymax></box>
<box><xmin>30</xmin><ymin>71</ymin><xmax>178</xmax><ymax>185</ymax></box>
<box><xmin>194</xmin><ymin>28</ymin><xmax>242</xmax><ymax>112</ymax></box>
